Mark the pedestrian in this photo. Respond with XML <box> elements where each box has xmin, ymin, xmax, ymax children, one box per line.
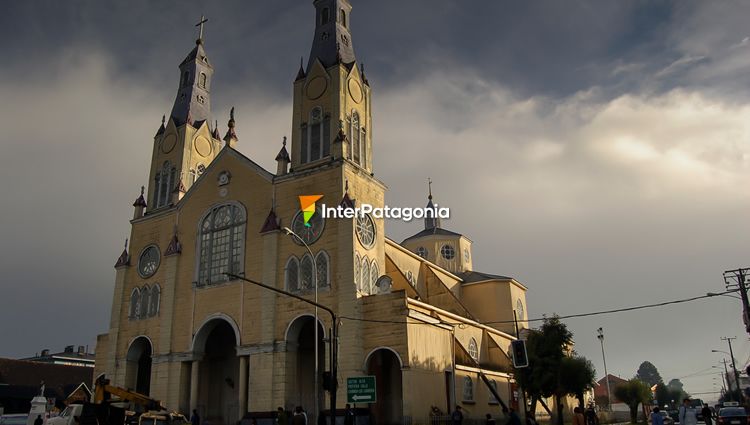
<box><xmin>191</xmin><ymin>410</ymin><xmax>200</xmax><ymax>425</ymax></box>
<box><xmin>508</xmin><ymin>408</ymin><xmax>522</xmax><ymax>425</ymax></box>
<box><xmin>573</xmin><ymin>407</ymin><xmax>585</xmax><ymax>425</ymax></box>
<box><xmin>292</xmin><ymin>406</ymin><xmax>306</xmax><ymax>425</ymax></box>
<box><xmin>277</xmin><ymin>407</ymin><xmax>288</xmax><ymax>425</ymax></box>
<box><xmin>451</xmin><ymin>406</ymin><xmax>464</xmax><ymax>425</ymax></box>
<box><xmin>702</xmin><ymin>404</ymin><xmax>713</xmax><ymax>425</ymax></box>
<box><xmin>344</xmin><ymin>404</ymin><xmax>355</xmax><ymax>425</ymax></box>
<box><xmin>679</xmin><ymin>398</ymin><xmax>697</xmax><ymax>425</ymax></box>
<box><xmin>486</xmin><ymin>413</ymin><xmax>497</xmax><ymax>425</ymax></box>
<box><xmin>34</xmin><ymin>415</ymin><xmax>43</xmax><ymax>425</ymax></box>
<box><xmin>584</xmin><ymin>405</ymin><xmax>598</xmax><ymax>425</ymax></box>
<box><xmin>652</xmin><ymin>407</ymin><xmax>664</xmax><ymax>425</ymax></box>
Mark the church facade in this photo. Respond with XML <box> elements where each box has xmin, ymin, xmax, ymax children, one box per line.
<box><xmin>94</xmin><ymin>1</ymin><xmax>529</xmax><ymax>424</ymax></box>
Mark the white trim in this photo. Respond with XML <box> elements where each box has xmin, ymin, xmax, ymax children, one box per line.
<box><xmin>363</xmin><ymin>347</ymin><xmax>404</xmax><ymax>370</ymax></box>
<box><xmin>191</xmin><ymin>313</ymin><xmax>242</xmax><ymax>353</ymax></box>
<box><xmin>284</xmin><ymin>314</ymin><xmax>328</xmax><ymax>342</ymax></box>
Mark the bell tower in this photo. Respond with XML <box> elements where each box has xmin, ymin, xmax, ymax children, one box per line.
<box><xmin>290</xmin><ymin>0</ymin><xmax>372</xmax><ymax>173</ymax></box>
<box><xmin>146</xmin><ymin>17</ymin><xmax>224</xmax><ymax>212</ymax></box>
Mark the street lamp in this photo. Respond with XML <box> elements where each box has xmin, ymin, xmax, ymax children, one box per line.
<box><xmin>283</xmin><ymin>226</ymin><xmax>320</xmax><ymax>421</ymax></box>
<box><xmin>597</xmin><ymin>327</ymin><xmax>612</xmax><ymax>411</ymax></box>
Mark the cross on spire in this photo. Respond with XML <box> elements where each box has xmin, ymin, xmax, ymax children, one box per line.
<box><xmin>195</xmin><ymin>15</ymin><xmax>209</xmax><ymax>42</ymax></box>
<box><xmin>428</xmin><ymin>178</ymin><xmax>433</xmax><ymax>200</ymax></box>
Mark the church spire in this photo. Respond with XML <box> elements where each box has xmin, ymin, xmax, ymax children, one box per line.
<box><xmin>307</xmin><ymin>0</ymin><xmax>356</xmax><ymax>71</ymax></box>
<box><xmin>169</xmin><ymin>16</ymin><xmax>214</xmax><ymax>127</ymax></box>
<box><xmin>425</xmin><ymin>178</ymin><xmax>441</xmax><ymax>230</ymax></box>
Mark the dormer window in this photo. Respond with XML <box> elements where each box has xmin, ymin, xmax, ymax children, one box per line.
<box><xmin>340</xmin><ymin>9</ymin><xmax>347</xmax><ymax>27</ymax></box>
<box><xmin>301</xmin><ymin>106</ymin><xmax>331</xmax><ymax>164</ymax></box>
<box><xmin>198</xmin><ymin>72</ymin><xmax>207</xmax><ymax>89</ymax></box>
<box><xmin>153</xmin><ymin>161</ymin><xmax>176</xmax><ymax>208</ymax></box>
<box><xmin>349</xmin><ymin>111</ymin><xmax>366</xmax><ymax>166</ymax></box>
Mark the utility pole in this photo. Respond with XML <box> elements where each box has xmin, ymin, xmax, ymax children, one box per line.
<box><xmin>723</xmin><ymin>268</ymin><xmax>750</xmax><ymax>334</ymax></box>
<box><xmin>597</xmin><ymin>328</ymin><xmax>612</xmax><ymax>411</ymax></box>
<box><xmin>721</xmin><ymin>337</ymin><xmax>743</xmax><ymax>402</ymax></box>
<box><xmin>722</xmin><ymin>359</ymin><xmax>733</xmax><ymax>400</ymax></box>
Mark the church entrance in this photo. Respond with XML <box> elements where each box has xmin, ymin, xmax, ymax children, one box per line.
<box><xmin>194</xmin><ymin>319</ymin><xmax>240</xmax><ymax>425</ymax></box>
<box><xmin>285</xmin><ymin>315</ymin><xmax>325</xmax><ymax>423</ymax></box>
<box><xmin>125</xmin><ymin>337</ymin><xmax>152</xmax><ymax>396</ymax></box>
<box><xmin>366</xmin><ymin>348</ymin><xmax>403</xmax><ymax>425</ymax></box>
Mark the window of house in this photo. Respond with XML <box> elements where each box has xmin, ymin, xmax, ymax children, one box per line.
<box><xmin>463</xmin><ymin>377</ymin><xmax>474</xmax><ymax>402</ymax></box>
<box><xmin>468</xmin><ymin>338</ymin><xmax>479</xmax><ymax>361</ymax></box>
<box><xmin>182</xmin><ymin>71</ymin><xmax>190</xmax><ymax>87</ymax></box>
<box><xmin>340</xmin><ymin>9</ymin><xmax>346</xmax><ymax>27</ymax></box>
<box><xmin>361</xmin><ymin>257</ymin><xmax>370</xmax><ymax>294</ymax></box>
<box><xmin>285</xmin><ymin>256</ymin><xmax>300</xmax><ymax>291</ymax></box>
<box><xmin>199</xmin><ymin>72</ymin><xmax>207</xmax><ymax>89</ymax></box>
<box><xmin>301</xmin><ymin>107</ymin><xmax>331</xmax><ymax>165</ymax></box>
<box><xmin>300</xmin><ymin>254</ymin><xmax>314</xmax><ymax>290</ymax></box>
<box><xmin>154</xmin><ymin>161</ymin><xmax>176</xmax><ymax>208</ymax></box>
<box><xmin>149</xmin><ymin>285</ymin><xmax>160</xmax><ymax>317</ymax></box>
<box><xmin>321</xmin><ymin>8</ymin><xmax>330</xmax><ymax>25</ymax></box>
<box><xmin>351</xmin><ymin>112</ymin><xmax>361</xmax><ymax>164</ymax></box>
<box><xmin>370</xmin><ymin>260</ymin><xmax>379</xmax><ymax>295</ymax></box>
<box><xmin>197</xmin><ymin>203</ymin><xmax>247</xmax><ymax>285</ymax></box>
<box><xmin>354</xmin><ymin>253</ymin><xmax>361</xmax><ymax>292</ymax></box>
<box><xmin>488</xmin><ymin>380</ymin><xmax>499</xmax><ymax>404</ymax></box>
<box><xmin>441</xmin><ymin>244</ymin><xmax>456</xmax><ymax>260</ymax></box>
<box><xmin>139</xmin><ymin>285</ymin><xmax>150</xmax><ymax>320</ymax></box>
<box><xmin>416</xmin><ymin>247</ymin><xmax>427</xmax><ymax>258</ymax></box>
<box><xmin>130</xmin><ymin>288</ymin><xmax>140</xmax><ymax>319</ymax></box>
<box><xmin>316</xmin><ymin>251</ymin><xmax>330</xmax><ymax>288</ymax></box>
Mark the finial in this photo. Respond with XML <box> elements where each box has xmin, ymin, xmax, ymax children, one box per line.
<box><xmin>229</xmin><ymin>107</ymin><xmax>235</xmax><ymax>127</ymax></box>
<box><xmin>345</xmin><ymin>179</ymin><xmax>349</xmax><ymax>192</ymax></box>
<box><xmin>195</xmin><ymin>15</ymin><xmax>209</xmax><ymax>44</ymax></box>
<box><xmin>215</xmin><ymin>119</ymin><xmax>218</xmax><ymax>129</ymax></box>
<box><xmin>283</xmin><ymin>136</ymin><xmax>287</xmax><ymax>146</ymax></box>
<box><xmin>161</xmin><ymin>115</ymin><xmax>165</xmax><ymax>125</ymax></box>
<box><xmin>428</xmin><ymin>178</ymin><xmax>433</xmax><ymax>200</ymax></box>
<box><xmin>140</xmin><ymin>186</ymin><xmax>145</xmax><ymax>196</ymax></box>
<box><xmin>124</xmin><ymin>238</ymin><xmax>129</xmax><ymax>249</ymax></box>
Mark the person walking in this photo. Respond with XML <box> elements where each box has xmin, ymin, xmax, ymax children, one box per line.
<box><xmin>702</xmin><ymin>404</ymin><xmax>713</xmax><ymax>425</ymax></box>
<box><xmin>573</xmin><ymin>407</ymin><xmax>585</xmax><ymax>425</ymax></box>
<box><xmin>679</xmin><ymin>399</ymin><xmax>698</xmax><ymax>425</ymax></box>
<box><xmin>485</xmin><ymin>413</ymin><xmax>497</xmax><ymax>425</ymax></box>
<box><xmin>451</xmin><ymin>406</ymin><xmax>464</xmax><ymax>425</ymax></box>
<box><xmin>651</xmin><ymin>407</ymin><xmax>665</xmax><ymax>425</ymax></box>
<box><xmin>344</xmin><ymin>404</ymin><xmax>355</xmax><ymax>425</ymax></box>
<box><xmin>276</xmin><ymin>407</ymin><xmax>288</xmax><ymax>425</ymax></box>
<box><xmin>191</xmin><ymin>410</ymin><xmax>200</xmax><ymax>425</ymax></box>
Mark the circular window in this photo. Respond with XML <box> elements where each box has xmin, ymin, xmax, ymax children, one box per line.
<box><xmin>463</xmin><ymin>248</ymin><xmax>470</xmax><ymax>263</ymax></box>
<box><xmin>291</xmin><ymin>208</ymin><xmax>326</xmax><ymax>246</ymax></box>
<box><xmin>468</xmin><ymin>337</ymin><xmax>479</xmax><ymax>361</ymax></box>
<box><xmin>440</xmin><ymin>244</ymin><xmax>455</xmax><ymax>260</ymax></box>
<box><xmin>355</xmin><ymin>214</ymin><xmax>376</xmax><ymax>249</ymax></box>
<box><xmin>416</xmin><ymin>247</ymin><xmax>427</xmax><ymax>258</ymax></box>
<box><xmin>516</xmin><ymin>299</ymin><xmax>525</xmax><ymax>319</ymax></box>
<box><xmin>138</xmin><ymin>245</ymin><xmax>160</xmax><ymax>278</ymax></box>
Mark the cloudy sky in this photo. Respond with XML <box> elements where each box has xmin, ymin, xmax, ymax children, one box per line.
<box><xmin>1</xmin><ymin>1</ymin><xmax>749</xmax><ymax>400</ymax></box>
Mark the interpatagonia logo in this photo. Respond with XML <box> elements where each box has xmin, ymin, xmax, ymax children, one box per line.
<box><xmin>298</xmin><ymin>195</ymin><xmax>324</xmax><ymax>227</ymax></box>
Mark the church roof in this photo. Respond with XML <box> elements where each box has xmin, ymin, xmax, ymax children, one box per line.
<box><xmin>457</xmin><ymin>270</ymin><xmax>513</xmax><ymax>284</ymax></box>
<box><xmin>401</xmin><ymin>227</ymin><xmax>463</xmax><ymax>244</ymax></box>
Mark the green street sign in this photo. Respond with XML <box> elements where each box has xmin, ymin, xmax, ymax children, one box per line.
<box><xmin>347</xmin><ymin>376</ymin><xmax>377</xmax><ymax>403</ymax></box>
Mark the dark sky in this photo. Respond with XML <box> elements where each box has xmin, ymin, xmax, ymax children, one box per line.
<box><xmin>1</xmin><ymin>1</ymin><xmax>749</xmax><ymax>399</ymax></box>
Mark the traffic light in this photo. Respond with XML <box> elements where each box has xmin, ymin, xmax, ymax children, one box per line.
<box><xmin>511</xmin><ymin>340</ymin><xmax>529</xmax><ymax>368</ymax></box>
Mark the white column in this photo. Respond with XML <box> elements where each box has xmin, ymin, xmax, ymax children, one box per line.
<box><xmin>239</xmin><ymin>355</ymin><xmax>249</xmax><ymax>420</ymax></box>
<box><xmin>190</xmin><ymin>360</ymin><xmax>200</xmax><ymax>412</ymax></box>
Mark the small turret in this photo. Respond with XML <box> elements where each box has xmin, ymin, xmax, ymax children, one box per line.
<box><xmin>275</xmin><ymin>137</ymin><xmax>291</xmax><ymax>175</ymax></box>
<box><xmin>223</xmin><ymin>107</ymin><xmax>238</xmax><ymax>149</ymax></box>
<box><xmin>425</xmin><ymin>178</ymin><xmax>441</xmax><ymax>230</ymax></box>
<box><xmin>132</xmin><ymin>186</ymin><xmax>147</xmax><ymax>219</ymax></box>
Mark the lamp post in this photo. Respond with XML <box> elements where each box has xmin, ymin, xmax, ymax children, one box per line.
<box><xmin>597</xmin><ymin>327</ymin><xmax>612</xmax><ymax>411</ymax></box>
<box><xmin>283</xmin><ymin>227</ymin><xmax>321</xmax><ymax>421</ymax></box>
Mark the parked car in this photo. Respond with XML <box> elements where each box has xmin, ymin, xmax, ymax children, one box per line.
<box><xmin>0</xmin><ymin>414</ymin><xmax>28</xmax><ymax>425</ymax></box>
<box><xmin>718</xmin><ymin>407</ymin><xmax>748</xmax><ymax>425</ymax></box>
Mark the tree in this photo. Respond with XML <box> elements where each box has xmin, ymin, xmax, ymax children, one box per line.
<box><xmin>636</xmin><ymin>361</ymin><xmax>663</xmax><ymax>387</ymax></box>
<box><xmin>614</xmin><ymin>379</ymin><xmax>652</xmax><ymax>424</ymax></box>
<box><xmin>667</xmin><ymin>379</ymin><xmax>684</xmax><ymax>393</ymax></box>
<box><xmin>515</xmin><ymin>316</ymin><xmax>596</xmax><ymax>425</ymax></box>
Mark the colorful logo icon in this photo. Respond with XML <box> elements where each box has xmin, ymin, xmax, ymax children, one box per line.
<box><xmin>298</xmin><ymin>195</ymin><xmax>324</xmax><ymax>227</ymax></box>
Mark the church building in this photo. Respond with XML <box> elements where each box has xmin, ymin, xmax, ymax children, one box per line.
<box><xmin>94</xmin><ymin>2</ymin><xmax>530</xmax><ymax>424</ymax></box>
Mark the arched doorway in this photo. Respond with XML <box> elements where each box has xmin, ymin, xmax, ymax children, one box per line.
<box><xmin>125</xmin><ymin>337</ymin><xmax>152</xmax><ymax>396</ymax></box>
<box><xmin>285</xmin><ymin>315</ymin><xmax>325</xmax><ymax>422</ymax></box>
<box><xmin>193</xmin><ymin>318</ymin><xmax>240</xmax><ymax>425</ymax></box>
<box><xmin>366</xmin><ymin>348</ymin><xmax>403</xmax><ymax>425</ymax></box>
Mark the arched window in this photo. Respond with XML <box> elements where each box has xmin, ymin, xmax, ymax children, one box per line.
<box><xmin>149</xmin><ymin>285</ymin><xmax>160</xmax><ymax>317</ymax></box>
<box><xmin>340</xmin><ymin>9</ymin><xmax>347</xmax><ymax>27</ymax></box>
<box><xmin>351</xmin><ymin>112</ymin><xmax>361</xmax><ymax>164</ymax></box>
<box><xmin>462</xmin><ymin>376</ymin><xmax>474</xmax><ymax>401</ymax></box>
<box><xmin>198</xmin><ymin>72</ymin><xmax>207</xmax><ymax>89</ymax></box>
<box><xmin>197</xmin><ymin>203</ymin><xmax>247</xmax><ymax>285</ymax></box>
<box><xmin>370</xmin><ymin>260</ymin><xmax>379</xmax><ymax>295</ymax></box>
<box><xmin>154</xmin><ymin>161</ymin><xmax>176</xmax><ymax>208</ymax></box>
<box><xmin>416</xmin><ymin>246</ymin><xmax>427</xmax><ymax>258</ymax></box>
<box><xmin>316</xmin><ymin>251</ymin><xmax>330</xmax><ymax>288</ymax></box>
<box><xmin>321</xmin><ymin>8</ymin><xmax>330</xmax><ymax>25</ymax></box>
<box><xmin>354</xmin><ymin>253</ymin><xmax>361</xmax><ymax>292</ymax></box>
<box><xmin>468</xmin><ymin>338</ymin><xmax>478</xmax><ymax>361</ymax></box>
<box><xmin>130</xmin><ymin>288</ymin><xmax>140</xmax><ymax>319</ymax></box>
<box><xmin>361</xmin><ymin>257</ymin><xmax>370</xmax><ymax>295</ymax></box>
<box><xmin>300</xmin><ymin>254</ymin><xmax>314</xmax><ymax>290</ymax></box>
<box><xmin>139</xmin><ymin>285</ymin><xmax>150</xmax><ymax>320</ymax></box>
<box><xmin>488</xmin><ymin>379</ymin><xmax>499</xmax><ymax>404</ymax></box>
<box><xmin>302</xmin><ymin>107</ymin><xmax>331</xmax><ymax>164</ymax></box>
<box><xmin>285</xmin><ymin>256</ymin><xmax>300</xmax><ymax>291</ymax></box>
